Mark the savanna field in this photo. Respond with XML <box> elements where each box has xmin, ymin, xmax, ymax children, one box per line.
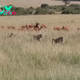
<box><xmin>0</xmin><ymin>15</ymin><xmax>80</xmax><ymax>80</ymax></box>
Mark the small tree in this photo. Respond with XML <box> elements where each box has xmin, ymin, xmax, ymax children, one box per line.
<box><xmin>41</xmin><ymin>4</ymin><xmax>49</xmax><ymax>8</ymax></box>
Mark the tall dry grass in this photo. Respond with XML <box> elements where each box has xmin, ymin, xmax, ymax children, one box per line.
<box><xmin>0</xmin><ymin>15</ymin><xmax>80</xmax><ymax>80</ymax></box>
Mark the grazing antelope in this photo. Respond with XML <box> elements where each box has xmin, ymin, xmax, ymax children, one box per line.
<box><xmin>1</xmin><ymin>26</ymin><xmax>4</xmax><ymax>28</ymax></box>
<box><xmin>41</xmin><ymin>24</ymin><xmax>47</xmax><ymax>28</ymax></box>
<box><xmin>21</xmin><ymin>25</ymin><xmax>26</xmax><ymax>28</ymax></box>
<box><xmin>52</xmin><ymin>37</ymin><xmax>63</xmax><ymax>44</ymax></box>
<box><xmin>61</xmin><ymin>26</ymin><xmax>69</xmax><ymax>31</ymax></box>
<box><xmin>7</xmin><ymin>26</ymin><xmax>11</xmax><ymax>29</ymax></box>
<box><xmin>28</xmin><ymin>25</ymin><xmax>33</xmax><ymax>28</ymax></box>
<box><xmin>34</xmin><ymin>26</ymin><xmax>43</xmax><ymax>31</ymax></box>
<box><xmin>12</xmin><ymin>26</ymin><xmax>15</xmax><ymax>29</ymax></box>
<box><xmin>28</xmin><ymin>23</ymin><xmax>34</xmax><ymax>28</ymax></box>
<box><xmin>26</xmin><ymin>24</ymin><xmax>34</xmax><ymax>31</ymax></box>
<box><xmin>39</xmin><ymin>26</ymin><xmax>43</xmax><ymax>30</ymax></box>
<box><xmin>34</xmin><ymin>28</ymin><xmax>39</xmax><ymax>31</ymax></box>
<box><xmin>54</xmin><ymin>27</ymin><xmax>61</xmax><ymax>31</ymax></box>
<box><xmin>33</xmin><ymin>34</ymin><xmax>42</xmax><ymax>41</ymax></box>
<box><xmin>21</xmin><ymin>28</ymin><xmax>26</xmax><ymax>31</ymax></box>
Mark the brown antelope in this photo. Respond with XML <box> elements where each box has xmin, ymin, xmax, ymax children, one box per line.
<box><xmin>54</xmin><ymin>27</ymin><xmax>61</xmax><ymax>31</ymax></box>
<box><xmin>7</xmin><ymin>26</ymin><xmax>11</xmax><ymax>29</ymax></box>
<box><xmin>12</xmin><ymin>26</ymin><xmax>15</xmax><ymax>29</ymax></box>
<box><xmin>27</xmin><ymin>23</ymin><xmax>34</xmax><ymax>28</ymax></box>
<box><xmin>1</xmin><ymin>26</ymin><xmax>4</xmax><ymax>28</ymax></box>
<box><xmin>41</xmin><ymin>24</ymin><xmax>47</xmax><ymax>28</ymax></box>
<box><xmin>21</xmin><ymin>25</ymin><xmax>26</xmax><ymax>28</ymax></box>
<box><xmin>61</xmin><ymin>26</ymin><xmax>69</xmax><ymax>31</ymax></box>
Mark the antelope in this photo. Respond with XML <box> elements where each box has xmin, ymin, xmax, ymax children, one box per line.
<box><xmin>61</xmin><ymin>26</ymin><xmax>69</xmax><ymax>31</ymax></box>
<box><xmin>52</xmin><ymin>37</ymin><xmax>63</xmax><ymax>44</ymax></box>
<box><xmin>54</xmin><ymin>27</ymin><xmax>61</xmax><ymax>31</ymax></box>
<box><xmin>33</xmin><ymin>34</ymin><xmax>42</xmax><ymax>41</ymax></box>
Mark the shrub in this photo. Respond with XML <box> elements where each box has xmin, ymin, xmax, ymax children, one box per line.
<box><xmin>14</xmin><ymin>7</ymin><xmax>25</xmax><ymax>15</ymax></box>
<box><xmin>35</xmin><ymin>7</ymin><xmax>48</xmax><ymax>14</ymax></box>
<box><xmin>26</xmin><ymin>7</ymin><xmax>35</xmax><ymax>14</ymax></box>
<box><xmin>69</xmin><ymin>4</ymin><xmax>80</xmax><ymax>7</ymax></box>
<box><xmin>41</xmin><ymin>4</ymin><xmax>49</xmax><ymax>8</ymax></box>
<box><xmin>1</xmin><ymin>4</ymin><xmax>80</xmax><ymax>15</ymax></box>
<box><xmin>62</xmin><ymin>6</ymin><xmax>80</xmax><ymax>14</ymax></box>
<box><xmin>47</xmin><ymin>10</ymin><xmax>55</xmax><ymax>14</ymax></box>
<box><xmin>62</xmin><ymin>8</ymin><xmax>74</xmax><ymax>14</ymax></box>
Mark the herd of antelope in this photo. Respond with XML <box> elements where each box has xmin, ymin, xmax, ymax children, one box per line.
<box><xmin>1</xmin><ymin>22</ymin><xmax>47</xmax><ymax>31</ymax></box>
<box><xmin>54</xmin><ymin>26</ymin><xmax>69</xmax><ymax>31</ymax></box>
<box><xmin>1</xmin><ymin>22</ymin><xmax>80</xmax><ymax>44</ymax></box>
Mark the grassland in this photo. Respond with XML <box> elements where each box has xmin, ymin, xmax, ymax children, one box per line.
<box><xmin>0</xmin><ymin>15</ymin><xmax>80</xmax><ymax>80</ymax></box>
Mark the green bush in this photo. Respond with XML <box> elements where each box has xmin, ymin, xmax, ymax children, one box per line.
<box><xmin>50</xmin><ymin>5</ymin><xmax>65</xmax><ymax>11</ymax></box>
<box><xmin>25</xmin><ymin>7</ymin><xmax>35</xmax><ymax>14</ymax></box>
<box><xmin>1</xmin><ymin>4</ymin><xmax>80</xmax><ymax>15</ymax></box>
<box><xmin>41</xmin><ymin>4</ymin><xmax>49</xmax><ymax>8</ymax></box>
<box><xmin>35</xmin><ymin>7</ymin><xmax>48</xmax><ymax>14</ymax></box>
<box><xmin>62</xmin><ymin>6</ymin><xmax>80</xmax><ymax>14</ymax></box>
<box><xmin>62</xmin><ymin>7</ymin><xmax>73</xmax><ymax>14</ymax></box>
<box><xmin>47</xmin><ymin>10</ymin><xmax>55</xmax><ymax>14</ymax></box>
<box><xmin>69</xmin><ymin>4</ymin><xmax>80</xmax><ymax>7</ymax></box>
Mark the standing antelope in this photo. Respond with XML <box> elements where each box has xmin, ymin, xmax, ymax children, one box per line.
<box><xmin>33</xmin><ymin>34</ymin><xmax>42</xmax><ymax>41</ymax></box>
<box><xmin>61</xmin><ymin>26</ymin><xmax>69</xmax><ymax>31</ymax></box>
<box><xmin>52</xmin><ymin>37</ymin><xmax>63</xmax><ymax>44</ymax></box>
